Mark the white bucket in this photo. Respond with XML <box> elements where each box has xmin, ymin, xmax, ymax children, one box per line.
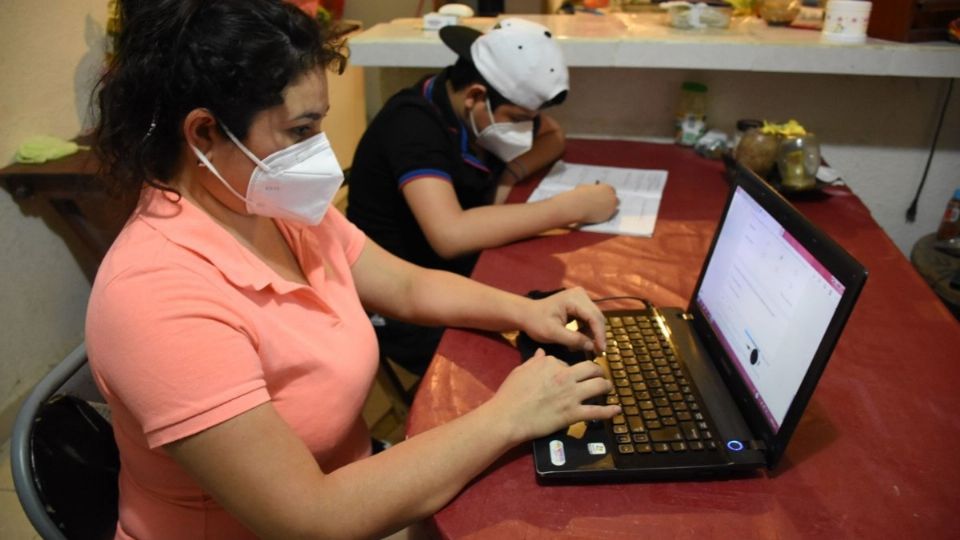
<box><xmin>821</xmin><ymin>0</ymin><xmax>872</xmax><ymax>44</ymax></box>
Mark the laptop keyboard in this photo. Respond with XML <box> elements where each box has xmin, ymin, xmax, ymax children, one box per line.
<box><xmin>603</xmin><ymin>314</ymin><xmax>720</xmax><ymax>455</ymax></box>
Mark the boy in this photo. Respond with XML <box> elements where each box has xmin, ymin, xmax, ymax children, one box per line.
<box><xmin>348</xmin><ymin>19</ymin><xmax>618</xmax><ymax>374</ymax></box>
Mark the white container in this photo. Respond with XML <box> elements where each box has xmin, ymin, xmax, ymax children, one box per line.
<box><xmin>821</xmin><ymin>0</ymin><xmax>872</xmax><ymax>44</ymax></box>
<box><xmin>423</xmin><ymin>12</ymin><xmax>459</xmax><ymax>31</ymax></box>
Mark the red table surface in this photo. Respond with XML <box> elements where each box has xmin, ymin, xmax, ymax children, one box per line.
<box><xmin>407</xmin><ymin>139</ymin><xmax>960</xmax><ymax>539</ymax></box>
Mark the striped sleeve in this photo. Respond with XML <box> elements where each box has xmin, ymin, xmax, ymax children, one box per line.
<box><xmin>398</xmin><ymin>168</ymin><xmax>452</xmax><ymax>189</ymax></box>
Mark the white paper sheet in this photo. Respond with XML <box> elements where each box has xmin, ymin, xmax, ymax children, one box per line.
<box><xmin>527</xmin><ymin>161</ymin><xmax>669</xmax><ymax>237</ymax></box>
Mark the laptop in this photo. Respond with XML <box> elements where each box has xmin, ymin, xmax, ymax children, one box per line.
<box><xmin>527</xmin><ymin>162</ymin><xmax>868</xmax><ymax>482</ymax></box>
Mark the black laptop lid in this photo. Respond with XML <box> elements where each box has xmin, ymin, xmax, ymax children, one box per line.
<box><xmin>687</xmin><ymin>164</ymin><xmax>867</xmax><ymax>468</ymax></box>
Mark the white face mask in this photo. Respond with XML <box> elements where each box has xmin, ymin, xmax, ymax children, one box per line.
<box><xmin>190</xmin><ymin>125</ymin><xmax>344</xmax><ymax>225</ymax></box>
<box><xmin>469</xmin><ymin>98</ymin><xmax>534</xmax><ymax>163</ymax></box>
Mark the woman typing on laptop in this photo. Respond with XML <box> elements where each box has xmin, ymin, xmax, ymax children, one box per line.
<box><xmin>86</xmin><ymin>1</ymin><xmax>619</xmax><ymax>538</ymax></box>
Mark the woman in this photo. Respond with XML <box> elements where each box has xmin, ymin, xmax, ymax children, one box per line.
<box><xmin>87</xmin><ymin>1</ymin><xmax>619</xmax><ymax>538</ymax></box>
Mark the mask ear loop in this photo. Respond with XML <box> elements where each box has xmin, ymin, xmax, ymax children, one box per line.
<box><xmin>467</xmin><ymin>90</ymin><xmax>495</xmax><ymax>138</ymax></box>
<box><xmin>484</xmin><ymin>97</ymin><xmax>498</xmax><ymax>127</ymax></box>
<box><xmin>468</xmin><ymin>104</ymin><xmax>481</xmax><ymax>138</ymax></box>
<box><xmin>218</xmin><ymin>124</ymin><xmax>273</xmax><ymax>174</ymax></box>
<box><xmin>469</xmin><ymin>97</ymin><xmax>504</xmax><ymax>139</ymax></box>
<box><xmin>189</xmin><ymin>144</ymin><xmax>252</xmax><ymax>205</ymax></box>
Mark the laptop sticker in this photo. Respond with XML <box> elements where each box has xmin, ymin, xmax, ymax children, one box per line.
<box><xmin>566</xmin><ymin>421</ymin><xmax>587</xmax><ymax>439</ymax></box>
<box><xmin>549</xmin><ymin>440</ymin><xmax>566</xmax><ymax>466</ymax></box>
<box><xmin>587</xmin><ymin>442</ymin><xmax>607</xmax><ymax>455</ymax></box>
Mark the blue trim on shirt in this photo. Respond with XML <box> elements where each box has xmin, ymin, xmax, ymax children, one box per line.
<box><xmin>398</xmin><ymin>168</ymin><xmax>452</xmax><ymax>189</ymax></box>
<box><xmin>422</xmin><ymin>76</ymin><xmax>436</xmax><ymax>100</ymax></box>
<box><xmin>459</xmin><ymin>125</ymin><xmax>491</xmax><ymax>173</ymax></box>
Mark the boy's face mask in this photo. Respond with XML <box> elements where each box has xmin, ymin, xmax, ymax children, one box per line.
<box><xmin>469</xmin><ymin>98</ymin><xmax>534</xmax><ymax>163</ymax></box>
<box><xmin>190</xmin><ymin>124</ymin><xmax>344</xmax><ymax>225</ymax></box>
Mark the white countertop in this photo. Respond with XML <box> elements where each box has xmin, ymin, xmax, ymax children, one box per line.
<box><xmin>348</xmin><ymin>13</ymin><xmax>960</xmax><ymax>78</ymax></box>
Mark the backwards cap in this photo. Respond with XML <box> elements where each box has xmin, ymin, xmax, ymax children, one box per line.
<box><xmin>439</xmin><ymin>18</ymin><xmax>569</xmax><ymax>111</ymax></box>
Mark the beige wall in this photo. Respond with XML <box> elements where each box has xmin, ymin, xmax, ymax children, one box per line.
<box><xmin>344</xmin><ymin>0</ymin><xmax>424</xmax><ymax>25</ymax></box>
<box><xmin>327</xmin><ymin>40</ymin><xmax>367</xmax><ymax>169</ymax></box>
<box><xmin>344</xmin><ymin>0</ymin><xmax>423</xmax><ymax>120</ymax></box>
<box><xmin>0</xmin><ymin>1</ymin><xmax>106</xmax><ymax>440</ymax></box>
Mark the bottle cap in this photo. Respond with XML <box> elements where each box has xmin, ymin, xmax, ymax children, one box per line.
<box><xmin>953</xmin><ymin>188</ymin><xmax>960</xmax><ymax>199</ymax></box>
<box><xmin>682</xmin><ymin>81</ymin><xmax>708</xmax><ymax>93</ymax></box>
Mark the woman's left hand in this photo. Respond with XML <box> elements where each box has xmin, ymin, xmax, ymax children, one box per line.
<box><xmin>520</xmin><ymin>287</ymin><xmax>605</xmax><ymax>354</ymax></box>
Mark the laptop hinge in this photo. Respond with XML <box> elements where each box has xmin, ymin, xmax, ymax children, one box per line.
<box><xmin>748</xmin><ymin>440</ymin><xmax>767</xmax><ymax>451</ymax></box>
<box><xmin>680</xmin><ymin>312</ymin><xmax>695</xmax><ymax>321</ymax></box>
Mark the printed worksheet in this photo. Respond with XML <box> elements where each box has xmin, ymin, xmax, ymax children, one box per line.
<box><xmin>527</xmin><ymin>161</ymin><xmax>669</xmax><ymax>237</ymax></box>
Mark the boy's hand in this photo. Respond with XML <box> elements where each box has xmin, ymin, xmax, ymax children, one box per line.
<box><xmin>557</xmin><ymin>183</ymin><xmax>619</xmax><ymax>224</ymax></box>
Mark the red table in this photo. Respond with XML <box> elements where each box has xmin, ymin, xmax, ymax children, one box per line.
<box><xmin>408</xmin><ymin>139</ymin><xmax>960</xmax><ymax>539</ymax></box>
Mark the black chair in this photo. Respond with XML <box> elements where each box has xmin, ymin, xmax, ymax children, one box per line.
<box><xmin>10</xmin><ymin>343</ymin><xmax>119</xmax><ymax>540</ymax></box>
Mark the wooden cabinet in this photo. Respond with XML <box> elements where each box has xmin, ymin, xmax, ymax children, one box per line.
<box><xmin>867</xmin><ymin>0</ymin><xmax>960</xmax><ymax>42</ymax></box>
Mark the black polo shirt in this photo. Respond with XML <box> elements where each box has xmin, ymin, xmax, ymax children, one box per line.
<box><xmin>347</xmin><ymin>68</ymin><xmax>520</xmax><ymax>276</ymax></box>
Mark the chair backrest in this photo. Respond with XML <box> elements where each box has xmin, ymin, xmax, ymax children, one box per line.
<box><xmin>10</xmin><ymin>343</ymin><xmax>120</xmax><ymax>540</ymax></box>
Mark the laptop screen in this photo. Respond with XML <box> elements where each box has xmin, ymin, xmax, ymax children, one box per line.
<box><xmin>694</xmin><ymin>186</ymin><xmax>845</xmax><ymax>433</ymax></box>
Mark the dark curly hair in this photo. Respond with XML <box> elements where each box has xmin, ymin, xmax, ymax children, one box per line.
<box><xmin>94</xmin><ymin>0</ymin><xmax>348</xmax><ymax>205</ymax></box>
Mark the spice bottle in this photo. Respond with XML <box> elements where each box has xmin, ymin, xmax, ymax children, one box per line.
<box><xmin>936</xmin><ymin>188</ymin><xmax>960</xmax><ymax>241</ymax></box>
<box><xmin>675</xmin><ymin>82</ymin><xmax>708</xmax><ymax>146</ymax></box>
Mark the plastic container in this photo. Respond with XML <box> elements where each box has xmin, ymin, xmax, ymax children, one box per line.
<box><xmin>694</xmin><ymin>129</ymin><xmax>729</xmax><ymax>159</ymax></box>
<box><xmin>821</xmin><ymin>0</ymin><xmax>872</xmax><ymax>44</ymax></box>
<box><xmin>936</xmin><ymin>188</ymin><xmax>960</xmax><ymax>241</ymax></box>
<box><xmin>675</xmin><ymin>81</ymin><xmax>708</xmax><ymax>146</ymax></box>
<box><xmin>661</xmin><ymin>2</ymin><xmax>732</xmax><ymax>29</ymax></box>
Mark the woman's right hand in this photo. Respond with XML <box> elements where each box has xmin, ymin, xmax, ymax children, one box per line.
<box><xmin>555</xmin><ymin>183</ymin><xmax>619</xmax><ymax>224</ymax></box>
<box><xmin>488</xmin><ymin>349</ymin><xmax>620</xmax><ymax>445</ymax></box>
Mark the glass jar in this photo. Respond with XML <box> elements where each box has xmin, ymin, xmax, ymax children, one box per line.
<box><xmin>734</xmin><ymin>128</ymin><xmax>780</xmax><ymax>179</ymax></box>
<box><xmin>777</xmin><ymin>133</ymin><xmax>821</xmax><ymax>190</ymax></box>
<box><xmin>758</xmin><ymin>0</ymin><xmax>801</xmax><ymax>26</ymax></box>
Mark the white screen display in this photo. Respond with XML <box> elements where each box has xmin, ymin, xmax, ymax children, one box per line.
<box><xmin>695</xmin><ymin>187</ymin><xmax>844</xmax><ymax>431</ymax></box>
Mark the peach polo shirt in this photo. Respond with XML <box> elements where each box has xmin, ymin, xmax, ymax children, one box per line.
<box><xmin>86</xmin><ymin>188</ymin><xmax>379</xmax><ymax>539</ymax></box>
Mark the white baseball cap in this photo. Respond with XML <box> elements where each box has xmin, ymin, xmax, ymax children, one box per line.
<box><xmin>440</xmin><ymin>18</ymin><xmax>569</xmax><ymax>111</ymax></box>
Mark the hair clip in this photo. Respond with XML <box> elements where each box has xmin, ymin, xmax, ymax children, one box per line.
<box><xmin>142</xmin><ymin>109</ymin><xmax>159</xmax><ymax>142</ymax></box>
